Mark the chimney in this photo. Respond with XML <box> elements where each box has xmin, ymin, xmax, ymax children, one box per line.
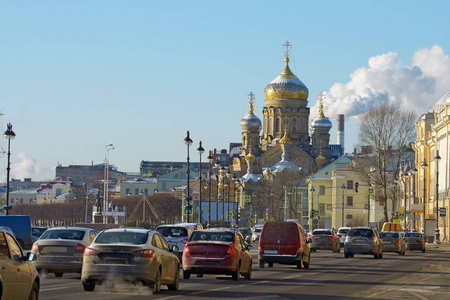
<box><xmin>337</xmin><ymin>114</ymin><xmax>345</xmax><ymax>155</ymax></box>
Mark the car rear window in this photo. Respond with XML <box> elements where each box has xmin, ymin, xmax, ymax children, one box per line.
<box><xmin>40</xmin><ymin>230</ymin><xmax>85</xmax><ymax>240</ymax></box>
<box><xmin>348</xmin><ymin>229</ymin><xmax>373</xmax><ymax>237</ymax></box>
<box><xmin>379</xmin><ymin>232</ymin><xmax>397</xmax><ymax>238</ymax></box>
<box><xmin>313</xmin><ymin>230</ymin><xmax>332</xmax><ymax>235</ymax></box>
<box><xmin>156</xmin><ymin>227</ymin><xmax>188</xmax><ymax>238</ymax></box>
<box><xmin>95</xmin><ymin>231</ymin><xmax>148</xmax><ymax>245</ymax></box>
<box><xmin>405</xmin><ymin>233</ymin><xmax>422</xmax><ymax>238</ymax></box>
<box><xmin>190</xmin><ymin>231</ymin><xmax>234</xmax><ymax>242</ymax></box>
<box><xmin>338</xmin><ymin>229</ymin><xmax>349</xmax><ymax>234</ymax></box>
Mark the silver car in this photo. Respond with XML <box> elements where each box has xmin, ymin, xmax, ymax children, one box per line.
<box><xmin>379</xmin><ymin>231</ymin><xmax>405</xmax><ymax>255</ymax></box>
<box><xmin>344</xmin><ymin>227</ymin><xmax>383</xmax><ymax>259</ymax></box>
<box><xmin>81</xmin><ymin>228</ymin><xmax>180</xmax><ymax>294</ymax></box>
<box><xmin>31</xmin><ymin>226</ymin><xmax>98</xmax><ymax>277</ymax></box>
<box><xmin>308</xmin><ymin>229</ymin><xmax>341</xmax><ymax>253</ymax></box>
<box><xmin>156</xmin><ymin>223</ymin><xmax>203</xmax><ymax>261</ymax></box>
<box><xmin>337</xmin><ymin>227</ymin><xmax>351</xmax><ymax>246</ymax></box>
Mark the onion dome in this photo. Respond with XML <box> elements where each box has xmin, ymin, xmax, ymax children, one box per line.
<box><xmin>264</xmin><ymin>57</ymin><xmax>308</xmax><ymax>101</ymax></box>
<box><xmin>311</xmin><ymin>93</ymin><xmax>332</xmax><ymax>131</ymax></box>
<box><xmin>245</xmin><ymin>152</ymin><xmax>256</xmax><ymax>161</ymax></box>
<box><xmin>429</xmin><ymin>91</ymin><xmax>450</xmax><ymax>113</ymax></box>
<box><xmin>240</xmin><ymin>92</ymin><xmax>262</xmax><ymax>131</ymax></box>
<box><xmin>279</xmin><ymin>129</ymin><xmax>292</xmax><ymax>145</ymax></box>
<box><xmin>316</xmin><ymin>154</ymin><xmax>327</xmax><ymax>164</ymax></box>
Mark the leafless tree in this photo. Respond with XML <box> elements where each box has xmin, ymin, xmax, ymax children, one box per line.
<box><xmin>355</xmin><ymin>102</ymin><xmax>416</xmax><ymax>222</ymax></box>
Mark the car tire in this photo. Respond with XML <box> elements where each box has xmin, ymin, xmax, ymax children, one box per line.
<box><xmin>311</xmin><ymin>248</ymin><xmax>316</xmax><ymax>252</ymax></box>
<box><xmin>168</xmin><ymin>268</ymin><xmax>179</xmax><ymax>291</ymax></box>
<box><xmin>268</xmin><ymin>262</ymin><xmax>273</xmax><ymax>268</ymax></box>
<box><xmin>296</xmin><ymin>260</ymin><xmax>302</xmax><ymax>269</ymax></box>
<box><xmin>152</xmin><ymin>268</ymin><xmax>161</xmax><ymax>294</ymax></box>
<box><xmin>232</xmin><ymin>263</ymin><xmax>240</xmax><ymax>281</ymax></box>
<box><xmin>303</xmin><ymin>253</ymin><xmax>310</xmax><ymax>268</ymax></box>
<box><xmin>183</xmin><ymin>270</ymin><xmax>191</xmax><ymax>279</ymax></box>
<box><xmin>243</xmin><ymin>262</ymin><xmax>252</xmax><ymax>279</ymax></box>
<box><xmin>374</xmin><ymin>252</ymin><xmax>379</xmax><ymax>259</ymax></box>
<box><xmin>28</xmin><ymin>281</ymin><xmax>39</xmax><ymax>300</ymax></box>
<box><xmin>344</xmin><ymin>253</ymin><xmax>350</xmax><ymax>258</ymax></box>
<box><xmin>259</xmin><ymin>260</ymin><xmax>264</xmax><ymax>268</ymax></box>
<box><xmin>422</xmin><ymin>248</ymin><xmax>426</xmax><ymax>253</ymax></box>
<box><xmin>54</xmin><ymin>272</ymin><xmax>63</xmax><ymax>278</ymax></box>
<box><xmin>350</xmin><ymin>253</ymin><xmax>354</xmax><ymax>258</ymax></box>
<box><xmin>196</xmin><ymin>274</ymin><xmax>204</xmax><ymax>278</ymax></box>
<box><xmin>82</xmin><ymin>280</ymin><xmax>96</xmax><ymax>292</ymax></box>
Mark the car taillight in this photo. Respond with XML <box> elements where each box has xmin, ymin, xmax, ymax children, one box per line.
<box><xmin>297</xmin><ymin>245</ymin><xmax>302</xmax><ymax>253</ymax></box>
<box><xmin>76</xmin><ymin>243</ymin><xmax>86</xmax><ymax>254</ymax></box>
<box><xmin>31</xmin><ymin>242</ymin><xmax>39</xmax><ymax>254</ymax></box>
<box><xmin>328</xmin><ymin>237</ymin><xmax>335</xmax><ymax>240</ymax></box>
<box><xmin>258</xmin><ymin>243</ymin><xmax>262</xmax><ymax>251</ymax></box>
<box><xmin>337</xmin><ymin>234</ymin><xmax>342</xmax><ymax>237</ymax></box>
<box><xmin>373</xmin><ymin>236</ymin><xmax>376</xmax><ymax>240</ymax></box>
<box><xmin>132</xmin><ymin>249</ymin><xmax>155</xmax><ymax>258</ymax></box>
<box><xmin>309</xmin><ymin>236</ymin><xmax>315</xmax><ymax>240</ymax></box>
<box><xmin>395</xmin><ymin>240</ymin><xmax>400</xmax><ymax>244</ymax></box>
<box><xmin>84</xmin><ymin>247</ymin><xmax>99</xmax><ymax>256</ymax></box>
<box><xmin>180</xmin><ymin>238</ymin><xmax>188</xmax><ymax>244</ymax></box>
<box><xmin>418</xmin><ymin>239</ymin><xmax>424</xmax><ymax>242</ymax></box>
<box><xmin>227</xmin><ymin>245</ymin><xmax>234</xmax><ymax>256</ymax></box>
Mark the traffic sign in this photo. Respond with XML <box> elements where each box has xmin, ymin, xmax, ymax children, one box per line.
<box><xmin>227</xmin><ymin>211</ymin><xmax>233</xmax><ymax>218</ymax></box>
<box><xmin>314</xmin><ymin>209</ymin><xmax>320</xmax><ymax>216</ymax></box>
<box><xmin>244</xmin><ymin>195</ymin><xmax>251</xmax><ymax>202</ymax></box>
<box><xmin>440</xmin><ymin>207</ymin><xmax>446</xmax><ymax>217</ymax></box>
<box><xmin>183</xmin><ymin>206</ymin><xmax>194</xmax><ymax>216</ymax></box>
<box><xmin>367</xmin><ymin>187</ymin><xmax>374</xmax><ymax>195</ymax></box>
<box><xmin>398</xmin><ymin>212</ymin><xmax>405</xmax><ymax>219</ymax></box>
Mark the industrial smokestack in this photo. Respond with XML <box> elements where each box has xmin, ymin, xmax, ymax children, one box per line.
<box><xmin>337</xmin><ymin>114</ymin><xmax>345</xmax><ymax>155</ymax></box>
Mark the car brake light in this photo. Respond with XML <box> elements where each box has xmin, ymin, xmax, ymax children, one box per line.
<box><xmin>418</xmin><ymin>239</ymin><xmax>424</xmax><ymax>242</ymax></box>
<box><xmin>84</xmin><ymin>247</ymin><xmax>99</xmax><ymax>256</ymax></box>
<box><xmin>373</xmin><ymin>236</ymin><xmax>376</xmax><ymax>240</ymax></box>
<box><xmin>76</xmin><ymin>243</ymin><xmax>86</xmax><ymax>254</ymax></box>
<box><xmin>31</xmin><ymin>242</ymin><xmax>39</xmax><ymax>254</ymax></box>
<box><xmin>258</xmin><ymin>243</ymin><xmax>262</xmax><ymax>251</ymax></box>
<box><xmin>227</xmin><ymin>245</ymin><xmax>234</xmax><ymax>256</ymax></box>
<box><xmin>180</xmin><ymin>238</ymin><xmax>188</xmax><ymax>244</ymax></box>
<box><xmin>337</xmin><ymin>234</ymin><xmax>342</xmax><ymax>237</ymax></box>
<box><xmin>395</xmin><ymin>240</ymin><xmax>400</xmax><ymax>244</ymax></box>
<box><xmin>328</xmin><ymin>237</ymin><xmax>335</xmax><ymax>240</ymax></box>
<box><xmin>297</xmin><ymin>245</ymin><xmax>302</xmax><ymax>253</ymax></box>
<box><xmin>132</xmin><ymin>249</ymin><xmax>155</xmax><ymax>258</ymax></box>
<box><xmin>309</xmin><ymin>236</ymin><xmax>315</xmax><ymax>239</ymax></box>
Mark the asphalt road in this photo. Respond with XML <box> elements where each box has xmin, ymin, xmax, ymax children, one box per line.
<box><xmin>38</xmin><ymin>244</ymin><xmax>450</xmax><ymax>300</ymax></box>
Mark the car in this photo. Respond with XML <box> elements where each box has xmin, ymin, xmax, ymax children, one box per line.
<box><xmin>403</xmin><ymin>232</ymin><xmax>426</xmax><ymax>252</ymax></box>
<box><xmin>344</xmin><ymin>227</ymin><xmax>383</xmax><ymax>259</ymax></box>
<box><xmin>379</xmin><ymin>231</ymin><xmax>405</xmax><ymax>255</ymax></box>
<box><xmin>81</xmin><ymin>228</ymin><xmax>180</xmax><ymax>294</ymax></box>
<box><xmin>182</xmin><ymin>228</ymin><xmax>252</xmax><ymax>281</ymax></box>
<box><xmin>308</xmin><ymin>229</ymin><xmax>341</xmax><ymax>253</ymax></box>
<box><xmin>32</xmin><ymin>227</ymin><xmax>47</xmax><ymax>242</ymax></box>
<box><xmin>258</xmin><ymin>221</ymin><xmax>311</xmax><ymax>269</ymax></box>
<box><xmin>251</xmin><ymin>225</ymin><xmax>263</xmax><ymax>242</ymax></box>
<box><xmin>337</xmin><ymin>227</ymin><xmax>351</xmax><ymax>246</ymax></box>
<box><xmin>31</xmin><ymin>226</ymin><xmax>98</xmax><ymax>277</ymax></box>
<box><xmin>156</xmin><ymin>223</ymin><xmax>203</xmax><ymax>262</ymax></box>
<box><xmin>0</xmin><ymin>226</ymin><xmax>40</xmax><ymax>299</ymax></box>
<box><xmin>0</xmin><ymin>215</ymin><xmax>33</xmax><ymax>250</ymax></box>
<box><xmin>381</xmin><ymin>222</ymin><xmax>403</xmax><ymax>232</ymax></box>
<box><xmin>238</xmin><ymin>227</ymin><xmax>252</xmax><ymax>243</ymax></box>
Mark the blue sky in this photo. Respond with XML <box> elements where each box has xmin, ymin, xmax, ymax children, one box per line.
<box><xmin>1</xmin><ymin>1</ymin><xmax>450</xmax><ymax>181</ymax></box>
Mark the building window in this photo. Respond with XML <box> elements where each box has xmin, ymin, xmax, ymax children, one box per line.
<box><xmin>134</xmin><ymin>188</ymin><xmax>139</xmax><ymax>195</ymax></box>
<box><xmin>243</xmin><ymin>136</ymin><xmax>246</xmax><ymax>146</ymax></box>
<box><xmin>275</xmin><ymin>118</ymin><xmax>280</xmax><ymax>133</ymax></box>
<box><xmin>269</xmin><ymin>118</ymin><xmax>273</xmax><ymax>133</ymax></box>
<box><xmin>319</xmin><ymin>185</ymin><xmax>325</xmax><ymax>195</ymax></box>
<box><xmin>162</xmin><ymin>182</ymin><xmax>167</xmax><ymax>190</ymax></box>
<box><xmin>20</xmin><ymin>198</ymin><xmax>24</xmax><ymax>204</ymax></box>
<box><xmin>55</xmin><ymin>188</ymin><xmax>62</xmax><ymax>196</ymax></box>
<box><xmin>319</xmin><ymin>203</ymin><xmax>325</xmax><ymax>214</ymax></box>
<box><xmin>347</xmin><ymin>214</ymin><xmax>353</xmax><ymax>219</ymax></box>
<box><xmin>292</xmin><ymin>118</ymin><xmax>297</xmax><ymax>133</ymax></box>
<box><xmin>29</xmin><ymin>198</ymin><xmax>33</xmax><ymax>204</ymax></box>
<box><xmin>284</xmin><ymin>119</ymin><xmax>289</xmax><ymax>132</ymax></box>
<box><xmin>347</xmin><ymin>196</ymin><xmax>353</xmax><ymax>206</ymax></box>
<box><xmin>125</xmin><ymin>188</ymin><xmax>131</xmax><ymax>195</ymax></box>
<box><xmin>347</xmin><ymin>180</ymin><xmax>353</xmax><ymax>190</ymax></box>
<box><xmin>10</xmin><ymin>198</ymin><xmax>14</xmax><ymax>204</ymax></box>
<box><xmin>144</xmin><ymin>188</ymin><xmax>149</xmax><ymax>195</ymax></box>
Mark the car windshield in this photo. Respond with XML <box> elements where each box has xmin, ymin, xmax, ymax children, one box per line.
<box><xmin>95</xmin><ymin>231</ymin><xmax>149</xmax><ymax>245</ymax></box>
<box><xmin>313</xmin><ymin>230</ymin><xmax>332</xmax><ymax>235</ymax></box>
<box><xmin>338</xmin><ymin>229</ymin><xmax>349</xmax><ymax>234</ymax></box>
<box><xmin>32</xmin><ymin>228</ymin><xmax>47</xmax><ymax>236</ymax></box>
<box><xmin>156</xmin><ymin>227</ymin><xmax>188</xmax><ymax>238</ymax></box>
<box><xmin>190</xmin><ymin>231</ymin><xmax>234</xmax><ymax>242</ymax></box>
<box><xmin>40</xmin><ymin>230</ymin><xmax>85</xmax><ymax>240</ymax></box>
<box><xmin>254</xmin><ymin>228</ymin><xmax>262</xmax><ymax>233</ymax></box>
<box><xmin>239</xmin><ymin>228</ymin><xmax>252</xmax><ymax>234</ymax></box>
<box><xmin>348</xmin><ymin>229</ymin><xmax>373</xmax><ymax>238</ymax></box>
<box><xmin>404</xmin><ymin>232</ymin><xmax>423</xmax><ymax>238</ymax></box>
<box><xmin>379</xmin><ymin>232</ymin><xmax>398</xmax><ymax>238</ymax></box>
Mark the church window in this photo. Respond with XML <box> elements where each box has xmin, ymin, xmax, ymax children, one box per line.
<box><xmin>299</xmin><ymin>119</ymin><xmax>303</xmax><ymax>131</ymax></box>
<box><xmin>275</xmin><ymin>118</ymin><xmax>280</xmax><ymax>133</ymax></box>
<box><xmin>264</xmin><ymin>118</ymin><xmax>267</xmax><ymax>134</ymax></box>
<box><xmin>292</xmin><ymin>118</ymin><xmax>297</xmax><ymax>132</ymax></box>
<box><xmin>284</xmin><ymin>119</ymin><xmax>289</xmax><ymax>132</ymax></box>
<box><xmin>269</xmin><ymin>118</ymin><xmax>273</xmax><ymax>133</ymax></box>
<box><xmin>243</xmin><ymin>136</ymin><xmax>246</xmax><ymax>146</ymax></box>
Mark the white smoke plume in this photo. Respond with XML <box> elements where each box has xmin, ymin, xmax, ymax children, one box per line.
<box><xmin>311</xmin><ymin>45</ymin><xmax>450</xmax><ymax>120</ymax></box>
<box><xmin>0</xmin><ymin>152</ymin><xmax>54</xmax><ymax>182</ymax></box>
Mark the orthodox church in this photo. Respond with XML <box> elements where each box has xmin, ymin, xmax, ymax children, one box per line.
<box><xmin>231</xmin><ymin>42</ymin><xmax>335</xmax><ymax>180</ymax></box>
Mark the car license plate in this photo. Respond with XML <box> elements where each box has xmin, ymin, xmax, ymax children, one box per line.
<box><xmin>264</xmin><ymin>249</ymin><xmax>278</xmax><ymax>254</ymax></box>
<box><xmin>354</xmin><ymin>239</ymin><xmax>366</xmax><ymax>243</ymax></box>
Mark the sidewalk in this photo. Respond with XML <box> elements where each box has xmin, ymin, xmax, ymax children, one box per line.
<box><xmin>426</xmin><ymin>241</ymin><xmax>450</xmax><ymax>251</ymax></box>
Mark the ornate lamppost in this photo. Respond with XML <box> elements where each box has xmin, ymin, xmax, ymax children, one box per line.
<box><xmin>183</xmin><ymin>131</ymin><xmax>193</xmax><ymax>223</ymax></box>
<box><xmin>341</xmin><ymin>184</ymin><xmax>346</xmax><ymax>227</ymax></box>
<box><xmin>434</xmin><ymin>151</ymin><xmax>441</xmax><ymax>243</ymax></box>
<box><xmin>3</xmin><ymin>123</ymin><xmax>15</xmax><ymax>215</ymax></box>
<box><xmin>207</xmin><ymin>152</ymin><xmax>213</xmax><ymax>227</ymax></box>
<box><xmin>197</xmin><ymin>141</ymin><xmax>205</xmax><ymax>224</ymax></box>
<box><xmin>421</xmin><ymin>159</ymin><xmax>428</xmax><ymax>240</ymax></box>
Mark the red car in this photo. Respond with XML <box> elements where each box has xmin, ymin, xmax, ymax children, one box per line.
<box><xmin>182</xmin><ymin>229</ymin><xmax>252</xmax><ymax>281</ymax></box>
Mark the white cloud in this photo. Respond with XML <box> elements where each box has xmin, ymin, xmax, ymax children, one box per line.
<box><xmin>311</xmin><ymin>45</ymin><xmax>450</xmax><ymax>121</ymax></box>
<box><xmin>0</xmin><ymin>152</ymin><xmax>54</xmax><ymax>182</ymax></box>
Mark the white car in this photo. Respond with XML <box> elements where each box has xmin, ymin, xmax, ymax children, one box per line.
<box><xmin>251</xmin><ymin>226</ymin><xmax>263</xmax><ymax>242</ymax></box>
<box><xmin>337</xmin><ymin>227</ymin><xmax>351</xmax><ymax>246</ymax></box>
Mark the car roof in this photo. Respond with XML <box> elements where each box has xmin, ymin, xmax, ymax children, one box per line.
<box><xmin>101</xmin><ymin>228</ymin><xmax>152</xmax><ymax>233</ymax></box>
<box><xmin>46</xmin><ymin>227</ymin><xmax>93</xmax><ymax>231</ymax></box>
<box><xmin>157</xmin><ymin>223</ymin><xmax>200</xmax><ymax>228</ymax></box>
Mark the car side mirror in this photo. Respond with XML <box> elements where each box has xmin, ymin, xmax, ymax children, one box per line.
<box><xmin>171</xmin><ymin>245</ymin><xmax>179</xmax><ymax>253</ymax></box>
<box><xmin>27</xmin><ymin>252</ymin><xmax>36</xmax><ymax>261</ymax></box>
<box><xmin>246</xmin><ymin>244</ymin><xmax>253</xmax><ymax>250</ymax></box>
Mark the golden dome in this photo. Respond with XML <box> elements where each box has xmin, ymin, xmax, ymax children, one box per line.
<box><xmin>316</xmin><ymin>154</ymin><xmax>326</xmax><ymax>164</ymax></box>
<box><xmin>279</xmin><ymin>129</ymin><xmax>292</xmax><ymax>145</ymax></box>
<box><xmin>264</xmin><ymin>57</ymin><xmax>309</xmax><ymax>101</ymax></box>
<box><xmin>245</xmin><ymin>152</ymin><xmax>256</xmax><ymax>161</ymax></box>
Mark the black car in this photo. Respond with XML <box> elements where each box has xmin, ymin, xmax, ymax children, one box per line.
<box><xmin>238</xmin><ymin>227</ymin><xmax>252</xmax><ymax>243</ymax></box>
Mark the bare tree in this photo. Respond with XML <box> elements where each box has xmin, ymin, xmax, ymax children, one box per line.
<box><xmin>356</xmin><ymin>102</ymin><xmax>416</xmax><ymax>222</ymax></box>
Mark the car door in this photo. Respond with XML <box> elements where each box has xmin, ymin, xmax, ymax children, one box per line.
<box><xmin>237</xmin><ymin>233</ymin><xmax>251</xmax><ymax>272</ymax></box>
<box><xmin>153</xmin><ymin>233</ymin><xmax>174</xmax><ymax>283</ymax></box>
<box><xmin>5</xmin><ymin>232</ymin><xmax>32</xmax><ymax>299</ymax></box>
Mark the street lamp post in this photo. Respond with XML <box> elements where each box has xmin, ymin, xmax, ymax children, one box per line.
<box><xmin>421</xmin><ymin>160</ymin><xmax>428</xmax><ymax>240</ymax></box>
<box><xmin>411</xmin><ymin>168</ymin><xmax>417</xmax><ymax>231</ymax></box>
<box><xmin>215</xmin><ymin>174</ymin><xmax>219</xmax><ymax>223</ymax></box>
<box><xmin>104</xmin><ymin>144</ymin><xmax>114</xmax><ymax>223</ymax></box>
<box><xmin>434</xmin><ymin>151</ymin><xmax>441</xmax><ymax>244</ymax></box>
<box><xmin>392</xmin><ymin>181</ymin><xmax>397</xmax><ymax>221</ymax></box>
<box><xmin>207</xmin><ymin>153</ymin><xmax>213</xmax><ymax>227</ymax></box>
<box><xmin>309</xmin><ymin>186</ymin><xmax>315</xmax><ymax>229</ymax></box>
<box><xmin>221</xmin><ymin>166</ymin><xmax>226</xmax><ymax>221</ymax></box>
<box><xmin>3</xmin><ymin>123</ymin><xmax>16</xmax><ymax>215</ymax></box>
<box><xmin>226</xmin><ymin>170</ymin><xmax>231</xmax><ymax>225</ymax></box>
<box><xmin>197</xmin><ymin>142</ymin><xmax>205</xmax><ymax>224</ymax></box>
<box><xmin>341</xmin><ymin>184</ymin><xmax>346</xmax><ymax>228</ymax></box>
<box><xmin>184</xmin><ymin>131</ymin><xmax>193</xmax><ymax>223</ymax></box>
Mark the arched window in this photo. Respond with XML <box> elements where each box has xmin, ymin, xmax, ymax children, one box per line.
<box><xmin>243</xmin><ymin>136</ymin><xmax>246</xmax><ymax>146</ymax></box>
<box><xmin>275</xmin><ymin>118</ymin><xmax>280</xmax><ymax>133</ymax></box>
<box><xmin>292</xmin><ymin>118</ymin><xmax>297</xmax><ymax>132</ymax></box>
<box><xmin>269</xmin><ymin>118</ymin><xmax>273</xmax><ymax>133</ymax></box>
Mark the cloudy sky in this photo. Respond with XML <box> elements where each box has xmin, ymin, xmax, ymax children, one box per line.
<box><xmin>1</xmin><ymin>0</ymin><xmax>450</xmax><ymax>182</ymax></box>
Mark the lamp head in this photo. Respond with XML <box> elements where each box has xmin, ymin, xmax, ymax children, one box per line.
<box><xmin>197</xmin><ymin>141</ymin><xmax>205</xmax><ymax>154</ymax></box>
<box><xmin>184</xmin><ymin>130</ymin><xmax>193</xmax><ymax>146</ymax></box>
<box><xmin>3</xmin><ymin>123</ymin><xmax>15</xmax><ymax>140</ymax></box>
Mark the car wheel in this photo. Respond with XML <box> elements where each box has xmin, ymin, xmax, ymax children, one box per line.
<box><xmin>28</xmin><ymin>281</ymin><xmax>39</xmax><ymax>300</ymax></box>
<box><xmin>183</xmin><ymin>270</ymin><xmax>191</xmax><ymax>279</ymax></box>
<box><xmin>54</xmin><ymin>272</ymin><xmax>64</xmax><ymax>278</ymax></box>
<box><xmin>196</xmin><ymin>274</ymin><xmax>204</xmax><ymax>278</ymax></box>
<box><xmin>380</xmin><ymin>250</ymin><xmax>383</xmax><ymax>259</ymax></box>
<box><xmin>296</xmin><ymin>260</ymin><xmax>302</xmax><ymax>269</ymax></box>
<box><xmin>82</xmin><ymin>280</ymin><xmax>96</xmax><ymax>292</ymax></box>
<box><xmin>168</xmin><ymin>268</ymin><xmax>179</xmax><ymax>291</ymax></box>
<box><xmin>303</xmin><ymin>253</ymin><xmax>310</xmax><ymax>268</ymax></box>
<box><xmin>244</xmin><ymin>262</ymin><xmax>252</xmax><ymax>279</ymax></box>
<box><xmin>312</xmin><ymin>248</ymin><xmax>316</xmax><ymax>252</ymax></box>
<box><xmin>350</xmin><ymin>253</ymin><xmax>354</xmax><ymax>258</ymax></box>
<box><xmin>268</xmin><ymin>262</ymin><xmax>273</xmax><ymax>268</ymax></box>
<box><xmin>151</xmin><ymin>268</ymin><xmax>161</xmax><ymax>294</ymax></box>
<box><xmin>259</xmin><ymin>260</ymin><xmax>265</xmax><ymax>268</ymax></box>
<box><xmin>422</xmin><ymin>248</ymin><xmax>426</xmax><ymax>253</ymax></box>
<box><xmin>374</xmin><ymin>252</ymin><xmax>379</xmax><ymax>259</ymax></box>
<box><xmin>232</xmin><ymin>263</ymin><xmax>240</xmax><ymax>281</ymax></box>
<box><xmin>344</xmin><ymin>253</ymin><xmax>349</xmax><ymax>258</ymax></box>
